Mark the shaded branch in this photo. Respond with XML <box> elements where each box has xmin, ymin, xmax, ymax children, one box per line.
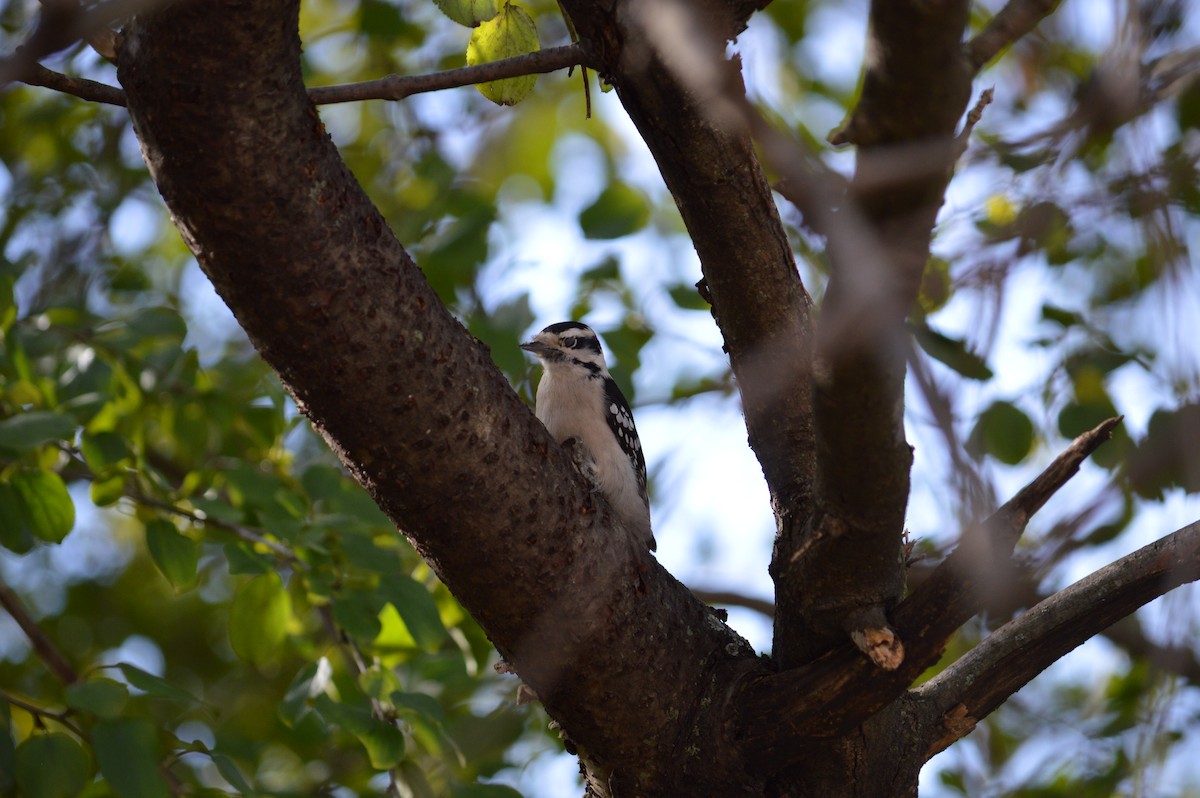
<box><xmin>966</xmin><ymin>0</ymin><xmax>1064</xmax><ymax>73</ymax></box>
<box><xmin>916</xmin><ymin>518</ymin><xmax>1200</xmax><ymax>757</ymax></box>
<box><xmin>0</xmin><ymin>0</ymin><xmax>151</xmax><ymax>89</ymax></box>
<box><xmin>117</xmin><ymin>3</ymin><xmax>754</xmax><ymax>793</ymax></box>
<box><xmin>16</xmin><ymin>44</ymin><xmax>587</xmax><ymax>108</ymax></box>
<box><xmin>14</xmin><ymin>62</ymin><xmax>126</xmax><ymax>105</ymax></box>
<box><xmin>733</xmin><ymin>419</ymin><xmax>1119</xmax><ymax>770</ymax></box>
<box><xmin>0</xmin><ymin>578</ymin><xmax>79</xmax><ymax>685</ymax></box>
<box><xmin>0</xmin><ymin>688</ymin><xmax>86</xmax><ymax>738</ymax></box>
<box><xmin>691</xmin><ymin>588</ymin><xmax>775</xmax><ymax>618</ymax></box>
<box><xmin>775</xmin><ymin>0</ymin><xmax>976</xmax><ymax>670</ymax></box>
<box><xmin>307</xmin><ymin>43</ymin><xmax>588</xmax><ymax>104</ymax></box>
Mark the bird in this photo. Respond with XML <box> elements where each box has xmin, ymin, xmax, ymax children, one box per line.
<box><xmin>521</xmin><ymin>321</ymin><xmax>655</xmax><ymax>551</ymax></box>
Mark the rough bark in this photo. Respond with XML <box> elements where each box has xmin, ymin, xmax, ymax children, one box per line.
<box><xmin>101</xmin><ymin>0</ymin><xmax>1200</xmax><ymax>795</ymax></box>
<box><xmin>116</xmin><ymin>2</ymin><xmax>757</xmax><ymax>793</ymax></box>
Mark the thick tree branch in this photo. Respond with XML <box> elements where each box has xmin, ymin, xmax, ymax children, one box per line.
<box><xmin>308</xmin><ymin>44</ymin><xmax>587</xmax><ymax>104</ymax></box>
<box><xmin>0</xmin><ymin>578</ymin><xmax>79</xmax><ymax>685</ymax></box>
<box><xmin>966</xmin><ymin>0</ymin><xmax>1064</xmax><ymax>73</ymax></box>
<box><xmin>558</xmin><ymin>0</ymin><xmax>819</xmax><ymax>666</ymax></box>
<box><xmin>116</xmin><ymin>2</ymin><xmax>756</xmax><ymax>793</ymax></box>
<box><xmin>915</xmin><ymin>518</ymin><xmax>1200</xmax><ymax>757</ymax></box>
<box><xmin>733</xmin><ymin>419</ymin><xmax>1118</xmax><ymax>772</ymax></box>
<box><xmin>773</xmin><ymin>0</ymin><xmax>976</xmax><ymax>672</ymax></box>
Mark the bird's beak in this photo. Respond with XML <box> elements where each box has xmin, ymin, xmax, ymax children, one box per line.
<box><xmin>520</xmin><ymin>340</ymin><xmax>548</xmax><ymax>355</ymax></box>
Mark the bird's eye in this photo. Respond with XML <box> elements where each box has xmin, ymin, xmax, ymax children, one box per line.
<box><xmin>562</xmin><ymin>337</ymin><xmax>578</xmax><ymax>349</ymax></box>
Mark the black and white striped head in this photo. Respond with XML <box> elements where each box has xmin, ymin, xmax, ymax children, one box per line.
<box><xmin>520</xmin><ymin>321</ymin><xmax>610</xmax><ymax>376</ymax></box>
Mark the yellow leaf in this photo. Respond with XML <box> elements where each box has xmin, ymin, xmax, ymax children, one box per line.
<box><xmin>467</xmin><ymin>4</ymin><xmax>540</xmax><ymax>106</ymax></box>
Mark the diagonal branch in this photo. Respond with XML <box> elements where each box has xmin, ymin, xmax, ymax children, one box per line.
<box><xmin>966</xmin><ymin>0</ymin><xmax>1064</xmax><ymax>73</ymax></box>
<box><xmin>116</xmin><ymin>2</ymin><xmax>755</xmax><ymax>793</ymax></box>
<box><xmin>776</xmin><ymin>0</ymin><xmax>975</xmax><ymax>670</ymax></box>
<box><xmin>0</xmin><ymin>578</ymin><xmax>79</xmax><ymax>685</ymax></box>
<box><xmin>733</xmin><ymin>419</ymin><xmax>1119</xmax><ymax>771</ymax></box>
<box><xmin>915</xmin><ymin>518</ymin><xmax>1200</xmax><ymax>758</ymax></box>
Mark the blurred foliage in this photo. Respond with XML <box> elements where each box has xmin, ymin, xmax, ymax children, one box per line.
<box><xmin>1</xmin><ymin>0</ymin><xmax>1199</xmax><ymax>797</ymax></box>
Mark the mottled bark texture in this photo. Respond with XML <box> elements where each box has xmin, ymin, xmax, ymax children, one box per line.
<box><xmin>111</xmin><ymin>0</ymin><xmax>1200</xmax><ymax>795</ymax></box>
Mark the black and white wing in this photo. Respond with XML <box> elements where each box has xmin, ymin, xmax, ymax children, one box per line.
<box><xmin>601</xmin><ymin>376</ymin><xmax>648</xmax><ymax>504</ymax></box>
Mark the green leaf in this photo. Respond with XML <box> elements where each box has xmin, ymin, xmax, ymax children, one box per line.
<box><xmin>126</xmin><ymin>306</ymin><xmax>187</xmax><ymax>344</ymax></box>
<box><xmin>912</xmin><ymin>324</ymin><xmax>994</xmax><ymax>381</ymax></box>
<box><xmin>14</xmin><ymin>732</ymin><xmax>89</xmax><ymax>798</ymax></box>
<box><xmin>378</xmin><ymin>575</ymin><xmax>447</xmax><ymax>653</ymax></box>
<box><xmin>66</xmin><ymin>677</ymin><xmax>129</xmax><ymax>719</ymax></box>
<box><xmin>211</xmin><ymin>753</ymin><xmax>254</xmax><ymax>795</ymax></box>
<box><xmin>93</xmin><ymin>718</ymin><xmax>170</xmax><ymax>798</ymax></box>
<box><xmin>1041</xmin><ymin>304</ymin><xmax>1080</xmax><ymax>327</ymax></box>
<box><xmin>917</xmin><ymin>256</ymin><xmax>952</xmax><ymax>315</ymax></box>
<box><xmin>0</xmin><ymin>274</ymin><xmax>15</xmax><ymax>333</ymax></box>
<box><xmin>968</xmin><ymin>401</ymin><xmax>1035</xmax><ymax>466</ymax></box>
<box><xmin>313</xmin><ymin>694</ymin><xmax>405</xmax><ymax>770</ymax></box>
<box><xmin>359</xmin><ymin>719</ymin><xmax>407</xmax><ymax>769</ymax></box>
<box><xmin>0</xmin><ymin>482</ymin><xmax>35</xmax><ymax>553</ymax></box>
<box><xmin>579</xmin><ymin>182</ymin><xmax>651</xmax><ymax>240</ymax></box>
<box><xmin>467</xmin><ymin>4</ymin><xmax>540</xmax><ymax>105</ymax></box>
<box><xmin>0</xmin><ymin>723</ymin><xmax>14</xmax><ymax>793</ymax></box>
<box><xmin>145</xmin><ymin>519</ymin><xmax>200</xmax><ymax>588</ymax></box>
<box><xmin>11</xmin><ymin>469</ymin><xmax>75</xmax><ymax>543</ymax></box>
<box><xmin>435</xmin><ymin>0</ymin><xmax>501</xmax><ymax>26</ymax></box>
<box><xmin>229</xmin><ymin>573</ymin><xmax>292</xmax><ymax>665</ymax></box>
<box><xmin>279</xmin><ymin>659</ymin><xmax>330</xmax><ymax>727</ymax></box>
<box><xmin>117</xmin><ymin>663</ymin><xmax>200</xmax><ymax>704</ymax></box>
<box><xmin>667</xmin><ymin>283</ymin><xmax>710</xmax><ymax>311</ymax></box>
<box><xmin>90</xmin><ymin>472</ymin><xmax>126</xmax><ymax>507</ymax></box>
<box><xmin>0</xmin><ymin>411</ymin><xmax>76</xmax><ymax>454</ymax></box>
<box><xmin>452</xmin><ymin>785</ymin><xmax>525</xmax><ymax>798</ymax></box>
<box><xmin>223</xmin><ymin>542</ymin><xmax>273</xmax><ymax>575</ymax></box>
<box><xmin>332</xmin><ymin>588</ymin><xmax>385</xmax><ymax>642</ymax></box>
<box><xmin>80</xmin><ymin>431</ymin><xmax>132</xmax><ymax>470</ymax></box>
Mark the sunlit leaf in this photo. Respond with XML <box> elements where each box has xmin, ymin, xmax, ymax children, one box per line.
<box><xmin>379</xmin><ymin>575</ymin><xmax>448</xmax><ymax>653</ymax></box>
<box><xmin>467</xmin><ymin>4</ymin><xmax>539</xmax><ymax>106</ymax></box>
<box><xmin>229</xmin><ymin>573</ymin><xmax>292</xmax><ymax>665</ymax></box>
<box><xmin>10</xmin><ymin>469</ymin><xmax>75</xmax><ymax>543</ymax></box>
<box><xmin>145</xmin><ymin>519</ymin><xmax>200</xmax><ymax>588</ymax></box>
<box><xmin>435</xmin><ymin>0</ymin><xmax>501</xmax><ymax>26</ymax></box>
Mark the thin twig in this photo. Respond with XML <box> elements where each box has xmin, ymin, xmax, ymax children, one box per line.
<box><xmin>0</xmin><ymin>0</ymin><xmax>155</xmax><ymax>88</ymax></box>
<box><xmin>691</xmin><ymin>588</ymin><xmax>775</xmax><ymax>618</ymax></box>
<box><xmin>123</xmin><ymin>489</ymin><xmax>299</xmax><ymax>563</ymax></box>
<box><xmin>966</xmin><ymin>0</ymin><xmax>1064</xmax><ymax>73</ymax></box>
<box><xmin>0</xmin><ymin>688</ymin><xmax>87</xmax><ymax>737</ymax></box>
<box><xmin>17</xmin><ymin>62</ymin><xmax>126</xmax><ymax>105</ymax></box>
<box><xmin>307</xmin><ymin>43</ymin><xmax>588</xmax><ymax>105</ymax></box>
<box><xmin>0</xmin><ymin>578</ymin><xmax>79</xmax><ymax>685</ymax></box>
<box><xmin>16</xmin><ymin>44</ymin><xmax>588</xmax><ymax>109</ymax></box>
